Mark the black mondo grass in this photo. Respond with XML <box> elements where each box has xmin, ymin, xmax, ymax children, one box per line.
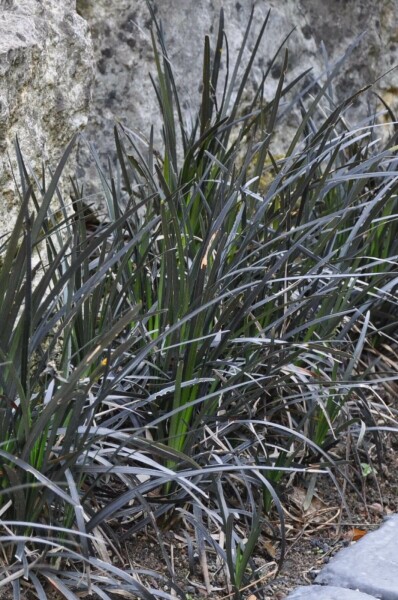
<box><xmin>0</xmin><ymin>5</ymin><xmax>398</xmax><ymax>600</ymax></box>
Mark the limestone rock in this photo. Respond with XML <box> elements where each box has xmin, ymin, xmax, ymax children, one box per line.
<box><xmin>77</xmin><ymin>0</ymin><xmax>397</xmax><ymax>187</ymax></box>
<box><xmin>0</xmin><ymin>0</ymin><xmax>94</xmax><ymax>230</ymax></box>
<box><xmin>76</xmin><ymin>0</ymin><xmax>318</xmax><ymax>181</ymax></box>
<box><xmin>1</xmin><ymin>0</ymin><xmax>396</xmax><ymax>223</ymax></box>
<box><xmin>300</xmin><ymin>0</ymin><xmax>398</xmax><ymax>127</ymax></box>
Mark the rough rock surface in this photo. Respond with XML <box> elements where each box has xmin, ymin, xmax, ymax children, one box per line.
<box><xmin>76</xmin><ymin>0</ymin><xmax>318</xmax><ymax>182</ymax></box>
<box><xmin>301</xmin><ymin>0</ymin><xmax>398</xmax><ymax>112</ymax></box>
<box><xmin>0</xmin><ymin>0</ymin><xmax>94</xmax><ymax>229</ymax></box>
<box><xmin>1</xmin><ymin>1</ymin><xmax>396</xmax><ymax>221</ymax></box>
<box><xmin>315</xmin><ymin>515</ymin><xmax>398</xmax><ymax>599</ymax></box>
<box><xmin>286</xmin><ymin>585</ymin><xmax>378</xmax><ymax>599</ymax></box>
<box><xmin>76</xmin><ymin>0</ymin><xmax>398</xmax><ymax>186</ymax></box>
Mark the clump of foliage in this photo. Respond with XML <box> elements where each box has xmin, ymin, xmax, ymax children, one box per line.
<box><xmin>0</xmin><ymin>4</ymin><xmax>397</xmax><ymax>599</ymax></box>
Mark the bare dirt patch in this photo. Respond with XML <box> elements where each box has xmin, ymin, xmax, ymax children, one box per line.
<box><xmin>122</xmin><ymin>434</ymin><xmax>398</xmax><ymax>600</ymax></box>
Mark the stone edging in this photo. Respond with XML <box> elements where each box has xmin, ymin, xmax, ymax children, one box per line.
<box><xmin>285</xmin><ymin>515</ymin><xmax>398</xmax><ymax>599</ymax></box>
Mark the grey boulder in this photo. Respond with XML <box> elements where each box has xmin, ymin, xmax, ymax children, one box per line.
<box><xmin>77</xmin><ymin>0</ymin><xmax>398</xmax><ymax>190</ymax></box>
<box><xmin>0</xmin><ymin>0</ymin><xmax>94</xmax><ymax>230</ymax></box>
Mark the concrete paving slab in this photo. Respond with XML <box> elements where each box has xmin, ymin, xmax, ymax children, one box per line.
<box><xmin>315</xmin><ymin>515</ymin><xmax>398</xmax><ymax>600</ymax></box>
<box><xmin>285</xmin><ymin>585</ymin><xmax>377</xmax><ymax>599</ymax></box>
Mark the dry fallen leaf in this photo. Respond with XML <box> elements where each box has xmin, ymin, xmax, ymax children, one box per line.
<box><xmin>290</xmin><ymin>486</ymin><xmax>325</xmax><ymax>523</ymax></box>
<box><xmin>352</xmin><ymin>528</ymin><xmax>367</xmax><ymax>541</ymax></box>
<box><xmin>260</xmin><ymin>538</ymin><xmax>277</xmax><ymax>559</ymax></box>
<box><xmin>343</xmin><ymin>527</ymin><xmax>367</xmax><ymax>542</ymax></box>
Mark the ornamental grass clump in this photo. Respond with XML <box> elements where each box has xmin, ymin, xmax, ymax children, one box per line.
<box><xmin>0</xmin><ymin>5</ymin><xmax>397</xmax><ymax>600</ymax></box>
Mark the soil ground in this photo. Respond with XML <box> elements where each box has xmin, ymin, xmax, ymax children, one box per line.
<box><xmin>125</xmin><ymin>432</ymin><xmax>398</xmax><ymax>600</ymax></box>
<box><xmin>3</xmin><ymin>427</ymin><xmax>398</xmax><ymax>600</ymax></box>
